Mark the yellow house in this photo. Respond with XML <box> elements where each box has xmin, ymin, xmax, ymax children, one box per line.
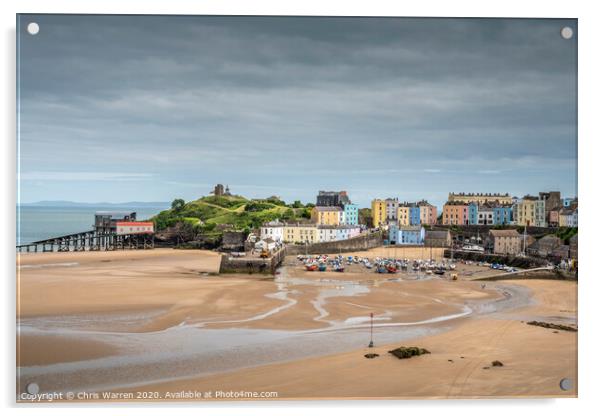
<box><xmin>514</xmin><ymin>196</ymin><xmax>546</xmax><ymax>227</ymax></box>
<box><xmin>283</xmin><ymin>224</ymin><xmax>318</xmax><ymax>244</ymax></box>
<box><xmin>371</xmin><ymin>199</ymin><xmax>386</xmax><ymax>228</ymax></box>
<box><xmin>397</xmin><ymin>206</ymin><xmax>410</xmax><ymax>226</ymax></box>
<box><xmin>311</xmin><ymin>206</ymin><xmax>342</xmax><ymax>226</ymax></box>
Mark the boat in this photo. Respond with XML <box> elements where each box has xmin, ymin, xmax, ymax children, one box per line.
<box><xmin>376</xmin><ymin>266</ymin><xmax>387</xmax><ymax>274</ymax></box>
<box><xmin>306</xmin><ymin>264</ymin><xmax>318</xmax><ymax>271</ymax></box>
<box><xmin>334</xmin><ymin>264</ymin><xmax>345</xmax><ymax>272</ymax></box>
<box><xmin>462</xmin><ymin>244</ymin><xmax>484</xmax><ymax>253</ymax></box>
<box><xmin>434</xmin><ymin>268</ymin><xmax>445</xmax><ymax>275</ymax></box>
<box><xmin>386</xmin><ymin>265</ymin><xmax>398</xmax><ymax>273</ymax></box>
<box><xmin>318</xmin><ymin>263</ymin><xmax>327</xmax><ymax>272</ymax></box>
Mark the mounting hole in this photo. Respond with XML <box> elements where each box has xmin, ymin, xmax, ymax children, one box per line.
<box><xmin>560</xmin><ymin>26</ymin><xmax>573</xmax><ymax>40</ymax></box>
<box><xmin>559</xmin><ymin>377</ymin><xmax>573</xmax><ymax>391</ymax></box>
<box><xmin>26</xmin><ymin>382</ymin><xmax>39</xmax><ymax>395</ymax></box>
<box><xmin>27</xmin><ymin>22</ymin><xmax>40</xmax><ymax>35</ymax></box>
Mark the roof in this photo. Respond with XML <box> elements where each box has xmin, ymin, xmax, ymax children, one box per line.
<box><xmin>450</xmin><ymin>192</ymin><xmax>510</xmax><ymax>197</ymax></box>
<box><xmin>313</xmin><ymin>206</ymin><xmax>342</xmax><ymax>212</ymax></box>
<box><xmin>425</xmin><ymin>230</ymin><xmax>450</xmax><ymax>239</ymax></box>
<box><xmin>262</xmin><ymin>220</ymin><xmax>284</xmax><ymax>227</ymax></box>
<box><xmin>283</xmin><ymin>222</ymin><xmax>317</xmax><ymax>228</ymax></box>
<box><xmin>116</xmin><ymin>222</ymin><xmax>153</xmax><ymax>226</ymax></box>
<box><xmin>560</xmin><ymin>207</ymin><xmax>575</xmax><ymax>215</ymax></box>
<box><xmin>95</xmin><ymin>211</ymin><xmax>136</xmax><ymax>216</ymax></box>
<box><xmin>522</xmin><ymin>195</ymin><xmax>540</xmax><ymax>201</ymax></box>
<box><xmin>318</xmin><ymin>224</ymin><xmax>360</xmax><ymax>230</ymax></box>
<box><xmin>489</xmin><ymin>229</ymin><xmax>521</xmax><ymax>238</ymax></box>
<box><xmin>399</xmin><ymin>225</ymin><xmax>423</xmax><ymax>231</ymax></box>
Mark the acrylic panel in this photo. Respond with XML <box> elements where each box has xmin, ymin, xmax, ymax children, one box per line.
<box><xmin>16</xmin><ymin>14</ymin><xmax>578</xmax><ymax>402</ymax></box>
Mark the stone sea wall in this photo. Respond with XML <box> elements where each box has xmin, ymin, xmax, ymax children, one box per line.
<box><xmin>285</xmin><ymin>231</ymin><xmax>383</xmax><ymax>255</ymax></box>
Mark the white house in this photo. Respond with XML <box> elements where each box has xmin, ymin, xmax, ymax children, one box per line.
<box><xmin>255</xmin><ymin>238</ymin><xmax>276</xmax><ymax>251</ymax></box>
<box><xmin>260</xmin><ymin>221</ymin><xmax>284</xmax><ymax>242</ymax></box>
<box><xmin>318</xmin><ymin>226</ymin><xmax>338</xmax><ymax>242</ymax></box>
<box><xmin>477</xmin><ymin>206</ymin><xmax>494</xmax><ymax>225</ymax></box>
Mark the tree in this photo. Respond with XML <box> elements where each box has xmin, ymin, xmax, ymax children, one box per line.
<box><xmin>281</xmin><ymin>208</ymin><xmax>295</xmax><ymax>220</ymax></box>
<box><xmin>291</xmin><ymin>200</ymin><xmax>304</xmax><ymax>208</ymax></box>
<box><xmin>171</xmin><ymin>198</ymin><xmax>185</xmax><ymax>213</ymax></box>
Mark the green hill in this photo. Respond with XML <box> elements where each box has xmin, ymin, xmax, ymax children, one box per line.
<box><xmin>152</xmin><ymin>194</ymin><xmax>311</xmax><ymax>234</ymax></box>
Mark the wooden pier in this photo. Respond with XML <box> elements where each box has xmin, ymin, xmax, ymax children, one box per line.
<box><xmin>16</xmin><ymin>230</ymin><xmax>154</xmax><ymax>253</ymax></box>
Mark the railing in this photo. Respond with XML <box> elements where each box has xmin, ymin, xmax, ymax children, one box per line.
<box><xmin>17</xmin><ymin>230</ymin><xmax>154</xmax><ymax>253</ymax></box>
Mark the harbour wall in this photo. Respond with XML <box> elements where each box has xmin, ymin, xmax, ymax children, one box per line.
<box><xmin>285</xmin><ymin>231</ymin><xmax>383</xmax><ymax>255</ymax></box>
<box><xmin>219</xmin><ymin>246</ymin><xmax>286</xmax><ymax>275</ymax></box>
<box><xmin>444</xmin><ymin>250</ymin><xmax>549</xmax><ymax>268</ymax></box>
<box><xmin>433</xmin><ymin>225</ymin><xmax>562</xmax><ymax>238</ymax></box>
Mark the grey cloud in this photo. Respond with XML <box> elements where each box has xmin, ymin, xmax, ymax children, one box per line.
<box><xmin>17</xmin><ymin>15</ymin><xmax>577</xmax><ymax>206</ymax></box>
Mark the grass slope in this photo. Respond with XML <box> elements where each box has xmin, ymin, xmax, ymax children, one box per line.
<box><xmin>153</xmin><ymin>195</ymin><xmax>310</xmax><ymax>232</ymax></box>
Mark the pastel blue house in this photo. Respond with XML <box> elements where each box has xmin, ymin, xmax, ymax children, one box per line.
<box><xmin>389</xmin><ymin>225</ymin><xmax>425</xmax><ymax>245</ymax></box>
<box><xmin>388</xmin><ymin>225</ymin><xmax>398</xmax><ymax>244</ymax></box>
<box><xmin>563</xmin><ymin>197</ymin><xmax>575</xmax><ymax>207</ymax></box>
<box><xmin>409</xmin><ymin>206</ymin><xmax>421</xmax><ymax>225</ymax></box>
<box><xmin>336</xmin><ymin>227</ymin><xmax>349</xmax><ymax>241</ymax></box>
<box><xmin>468</xmin><ymin>203</ymin><xmax>478</xmax><ymax>225</ymax></box>
<box><xmin>343</xmin><ymin>203</ymin><xmax>359</xmax><ymax>225</ymax></box>
<box><xmin>493</xmin><ymin>206</ymin><xmax>513</xmax><ymax>225</ymax></box>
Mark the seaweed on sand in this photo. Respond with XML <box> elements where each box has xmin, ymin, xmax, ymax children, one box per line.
<box><xmin>526</xmin><ymin>321</ymin><xmax>577</xmax><ymax>332</ymax></box>
<box><xmin>388</xmin><ymin>346</ymin><xmax>431</xmax><ymax>360</ymax></box>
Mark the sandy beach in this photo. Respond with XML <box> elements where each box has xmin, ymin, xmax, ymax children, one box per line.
<box><xmin>16</xmin><ymin>248</ymin><xmax>577</xmax><ymax>401</ymax></box>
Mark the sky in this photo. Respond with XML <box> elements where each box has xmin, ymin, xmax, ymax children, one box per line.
<box><xmin>17</xmin><ymin>15</ymin><xmax>577</xmax><ymax>209</ymax></box>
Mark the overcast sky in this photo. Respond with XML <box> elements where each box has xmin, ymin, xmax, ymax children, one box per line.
<box><xmin>17</xmin><ymin>15</ymin><xmax>577</xmax><ymax>208</ymax></box>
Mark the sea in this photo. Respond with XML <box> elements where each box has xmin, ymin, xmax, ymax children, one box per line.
<box><xmin>16</xmin><ymin>204</ymin><xmax>170</xmax><ymax>245</ymax></box>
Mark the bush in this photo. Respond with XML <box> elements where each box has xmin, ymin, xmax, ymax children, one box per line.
<box><xmin>200</xmin><ymin>195</ymin><xmax>247</xmax><ymax>209</ymax></box>
<box><xmin>171</xmin><ymin>198</ymin><xmax>185</xmax><ymax>212</ymax></box>
<box><xmin>244</xmin><ymin>201</ymin><xmax>275</xmax><ymax>212</ymax></box>
<box><xmin>281</xmin><ymin>208</ymin><xmax>295</xmax><ymax>220</ymax></box>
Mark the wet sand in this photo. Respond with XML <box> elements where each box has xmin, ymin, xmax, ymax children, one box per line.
<box><xmin>17</xmin><ymin>334</ymin><xmax>120</xmax><ymax>366</ymax></box>
<box><xmin>16</xmin><ymin>248</ymin><xmax>577</xmax><ymax>400</ymax></box>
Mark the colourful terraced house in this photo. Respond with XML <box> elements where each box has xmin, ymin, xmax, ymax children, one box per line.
<box><xmin>371</xmin><ymin>199</ymin><xmax>387</xmax><ymax>228</ymax></box>
<box><xmin>417</xmin><ymin>200</ymin><xmax>437</xmax><ymax>225</ymax></box>
<box><xmin>311</xmin><ymin>206</ymin><xmax>343</xmax><ymax>226</ymax></box>
<box><xmin>342</xmin><ymin>203</ymin><xmax>359</xmax><ymax>225</ymax></box>
<box><xmin>442</xmin><ymin>201</ymin><xmax>469</xmax><ymax>225</ymax></box>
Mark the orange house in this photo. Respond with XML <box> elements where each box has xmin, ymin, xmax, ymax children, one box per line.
<box><xmin>442</xmin><ymin>202</ymin><xmax>468</xmax><ymax>225</ymax></box>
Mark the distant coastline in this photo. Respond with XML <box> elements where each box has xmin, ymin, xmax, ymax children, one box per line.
<box><xmin>18</xmin><ymin>201</ymin><xmax>170</xmax><ymax>208</ymax></box>
<box><xmin>17</xmin><ymin>203</ymin><xmax>169</xmax><ymax>245</ymax></box>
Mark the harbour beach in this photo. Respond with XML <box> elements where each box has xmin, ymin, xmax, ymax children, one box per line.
<box><xmin>16</xmin><ymin>248</ymin><xmax>577</xmax><ymax>400</ymax></box>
